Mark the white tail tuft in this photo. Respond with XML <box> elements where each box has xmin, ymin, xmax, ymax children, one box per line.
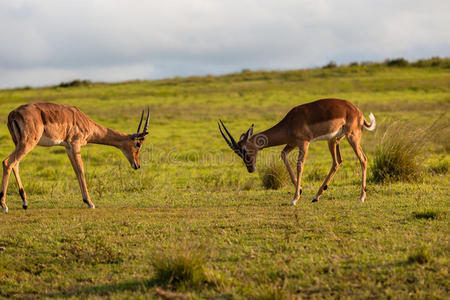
<box><xmin>364</xmin><ymin>112</ymin><xmax>376</xmax><ymax>131</ymax></box>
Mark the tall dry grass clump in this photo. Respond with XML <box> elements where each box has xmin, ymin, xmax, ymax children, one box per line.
<box><xmin>371</xmin><ymin>119</ymin><xmax>447</xmax><ymax>183</ymax></box>
<box><xmin>151</xmin><ymin>245</ymin><xmax>220</xmax><ymax>290</ymax></box>
<box><xmin>259</xmin><ymin>157</ymin><xmax>290</xmax><ymax>189</ymax></box>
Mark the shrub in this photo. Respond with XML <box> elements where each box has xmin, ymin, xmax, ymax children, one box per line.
<box><xmin>371</xmin><ymin>122</ymin><xmax>423</xmax><ymax>183</ymax></box>
<box><xmin>371</xmin><ymin>119</ymin><xmax>448</xmax><ymax>183</ymax></box>
<box><xmin>259</xmin><ymin>158</ymin><xmax>290</xmax><ymax>189</ymax></box>
<box><xmin>322</xmin><ymin>61</ymin><xmax>337</xmax><ymax>69</ymax></box>
<box><xmin>413</xmin><ymin>210</ymin><xmax>439</xmax><ymax>220</ymax></box>
<box><xmin>371</xmin><ymin>143</ymin><xmax>420</xmax><ymax>183</ymax></box>
<box><xmin>385</xmin><ymin>58</ymin><xmax>409</xmax><ymax>67</ymax></box>
<box><xmin>58</xmin><ymin>79</ymin><xmax>92</xmax><ymax>88</ymax></box>
<box><xmin>151</xmin><ymin>246</ymin><xmax>217</xmax><ymax>289</ymax></box>
<box><xmin>408</xmin><ymin>246</ymin><xmax>431</xmax><ymax>264</ymax></box>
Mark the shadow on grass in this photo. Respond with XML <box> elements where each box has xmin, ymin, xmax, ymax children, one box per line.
<box><xmin>37</xmin><ymin>278</ymin><xmax>160</xmax><ymax>298</ymax></box>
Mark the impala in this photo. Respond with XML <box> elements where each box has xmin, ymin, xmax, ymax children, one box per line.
<box><xmin>1</xmin><ymin>102</ymin><xmax>149</xmax><ymax>213</ymax></box>
<box><xmin>219</xmin><ymin>98</ymin><xmax>376</xmax><ymax>204</ymax></box>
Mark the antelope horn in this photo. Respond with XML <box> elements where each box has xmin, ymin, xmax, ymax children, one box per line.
<box><xmin>143</xmin><ymin>107</ymin><xmax>150</xmax><ymax>133</ymax></box>
<box><xmin>137</xmin><ymin>110</ymin><xmax>144</xmax><ymax>133</ymax></box>
<box><xmin>218</xmin><ymin>119</ymin><xmax>237</xmax><ymax>148</ymax></box>
<box><xmin>218</xmin><ymin>122</ymin><xmax>233</xmax><ymax>149</ymax></box>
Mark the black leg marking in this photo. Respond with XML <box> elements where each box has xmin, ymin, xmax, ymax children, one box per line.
<box><xmin>364</xmin><ymin>187</ymin><xmax>367</xmax><ymax>192</ymax></box>
<box><xmin>323</xmin><ymin>185</ymin><xmax>328</xmax><ymax>191</ymax></box>
<box><xmin>312</xmin><ymin>198</ymin><xmax>318</xmax><ymax>203</ymax></box>
<box><xmin>299</xmin><ymin>188</ymin><xmax>302</xmax><ymax>195</ymax></box>
<box><xmin>0</xmin><ymin>191</ymin><xmax>3</xmax><ymax>199</ymax></box>
<box><xmin>83</xmin><ymin>199</ymin><xmax>89</xmax><ymax>204</ymax></box>
<box><xmin>19</xmin><ymin>189</ymin><xmax>27</xmax><ymax>209</ymax></box>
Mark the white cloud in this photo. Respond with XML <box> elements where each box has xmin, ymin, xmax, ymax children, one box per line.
<box><xmin>0</xmin><ymin>0</ymin><xmax>449</xmax><ymax>88</ymax></box>
<box><xmin>0</xmin><ymin>63</ymin><xmax>155</xmax><ymax>88</ymax></box>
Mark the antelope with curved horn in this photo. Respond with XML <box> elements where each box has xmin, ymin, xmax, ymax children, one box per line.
<box><xmin>1</xmin><ymin>102</ymin><xmax>150</xmax><ymax>213</ymax></box>
<box><xmin>219</xmin><ymin>98</ymin><xmax>376</xmax><ymax>204</ymax></box>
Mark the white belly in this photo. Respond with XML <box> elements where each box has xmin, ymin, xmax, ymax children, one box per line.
<box><xmin>311</xmin><ymin>129</ymin><xmax>343</xmax><ymax>142</ymax></box>
<box><xmin>38</xmin><ymin>135</ymin><xmax>68</xmax><ymax>147</ymax></box>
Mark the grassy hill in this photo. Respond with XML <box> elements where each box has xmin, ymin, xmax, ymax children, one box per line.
<box><xmin>0</xmin><ymin>59</ymin><xmax>448</xmax><ymax>298</ymax></box>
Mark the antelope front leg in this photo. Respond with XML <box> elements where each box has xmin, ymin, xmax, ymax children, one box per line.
<box><xmin>66</xmin><ymin>145</ymin><xmax>95</xmax><ymax>209</ymax></box>
<box><xmin>281</xmin><ymin>145</ymin><xmax>297</xmax><ymax>186</ymax></box>
<box><xmin>291</xmin><ymin>141</ymin><xmax>309</xmax><ymax>205</ymax></box>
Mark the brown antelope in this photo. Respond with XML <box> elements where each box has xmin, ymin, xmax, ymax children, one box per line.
<box><xmin>219</xmin><ymin>98</ymin><xmax>376</xmax><ymax>204</ymax></box>
<box><xmin>1</xmin><ymin>102</ymin><xmax>149</xmax><ymax>213</ymax></box>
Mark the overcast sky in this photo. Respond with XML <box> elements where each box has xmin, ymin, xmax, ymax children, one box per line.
<box><xmin>0</xmin><ymin>0</ymin><xmax>449</xmax><ymax>88</ymax></box>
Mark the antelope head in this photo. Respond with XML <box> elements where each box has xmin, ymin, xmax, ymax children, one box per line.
<box><xmin>123</xmin><ymin>108</ymin><xmax>150</xmax><ymax>170</ymax></box>
<box><xmin>218</xmin><ymin>120</ymin><xmax>259</xmax><ymax>173</ymax></box>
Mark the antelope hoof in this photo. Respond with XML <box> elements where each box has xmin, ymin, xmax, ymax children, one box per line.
<box><xmin>312</xmin><ymin>198</ymin><xmax>318</xmax><ymax>203</ymax></box>
<box><xmin>359</xmin><ymin>197</ymin><xmax>365</xmax><ymax>203</ymax></box>
<box><xmin>2</xmin><ymin>205</ymin><xmax>8</xmax><ymax>213</ymax></box>
<box><xmin>22</xmin><ymin>204</ymin><xmax>28</xmax><ymax>210</ymax></box>
<box><xmin>290</xmin><ymin>199</ymin><xmax>298</xmax><ymax>206</ymax></box>
<box><xmin>83</xmin><ymin>199</ymin><xmax>95</xmax><ymax>209</ymax></box>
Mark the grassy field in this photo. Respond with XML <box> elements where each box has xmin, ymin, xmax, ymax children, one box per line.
<box><xmin>0</xmin><ymin>61</ymin><xmax>448</xmax><ymax>298</ymax></box>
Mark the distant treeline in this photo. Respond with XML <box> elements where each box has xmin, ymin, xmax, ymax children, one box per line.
<box><xmin>8</xmin><ymin>57</ymin><xmax>450</xmax><ymax>91</ymax></box>
<box><xmin>53</xmin><ymin>57</ymin><xmax>450</xmax><ymax>88</ymax></box>
<box><xmin>322</xmin><ymin>56</ymin><xmax>449</xmax><ymax>69</ymax></box>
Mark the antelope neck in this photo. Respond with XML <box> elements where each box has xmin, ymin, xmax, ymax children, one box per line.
<box><xmin>250</xmin><ymin>122</ymin><xmax>288</xmax><ymax>149</ymax></box>
<box><xmin>88</xmin><ymin>122</ymin><xmax>131</xmax><ymax>147</ymax></box>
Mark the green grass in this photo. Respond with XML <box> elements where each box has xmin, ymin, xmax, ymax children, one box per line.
<box><xmin>0</xmin><ymin>60</ymin><xmax>449</xmax><ymax>298</ymax></box>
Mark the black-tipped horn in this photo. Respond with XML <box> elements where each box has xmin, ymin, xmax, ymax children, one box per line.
<box><xmin>143</xmin><ymin>107</ymin><xmax>150</xmax><ymax>133</ymax></box>
<box><xmin>218</xmin><ymin>121</ymin><xmax>233</xmax><ymax>149</ymax></box>
<box><xmin>219</xmin><ymin>119</ymin><xmax>237</xmax><ymax>147</ymax></box>
<box><xmin>137</xmin><ymin>110</ymin><xmax>144</xmax><ymax>133</ymax></box>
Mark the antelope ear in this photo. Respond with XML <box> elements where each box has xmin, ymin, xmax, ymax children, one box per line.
<box><xmin>247</xmin><ymin>124</ymin><xmax>254</xmax><ymax>138</ymax></box>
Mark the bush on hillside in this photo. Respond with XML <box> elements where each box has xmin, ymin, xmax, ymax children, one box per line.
<box><xmin>322</xmin><ymin>61</ymin><xmax>337</xmax><ymax>69</ymax></box>
<box><xmin>151</xmin><ymin>246</ymin><xmax>219</xmax><ymax>290</ymax></box>
<box><xmin>385</xmin><ymin>58</ymin><xmax>409</xmax><ymax>67</ymax></box>
<box><xmin>58</xmin><ymin>79</ymin><xmax>92</xmax><ymax>88</ymax></box>
<box><xmin>371</xmin><ymin>119</ymin><xmax>447</xmax><ymax>183</ymax></box>
<box><xmin>259</xmin><ymin>158</ymin><xmax>290</xmax><ymax>190</ymax></box>
<box><xmin>371</xmin><ymin>122</ymin><xmax>423</xmax><ymax>183</ymax></box>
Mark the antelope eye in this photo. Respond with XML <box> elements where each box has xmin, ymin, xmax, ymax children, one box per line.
<box><xmin>136</xmin><ymin>142</ymin><xmax>141</xmax><ymax>148</ymax></box>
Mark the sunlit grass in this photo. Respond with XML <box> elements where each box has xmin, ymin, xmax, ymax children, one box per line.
<box><xmin>0</xmin><ymin>61</ymin><xmax>448</xmax><ymax>298</ymax></box>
